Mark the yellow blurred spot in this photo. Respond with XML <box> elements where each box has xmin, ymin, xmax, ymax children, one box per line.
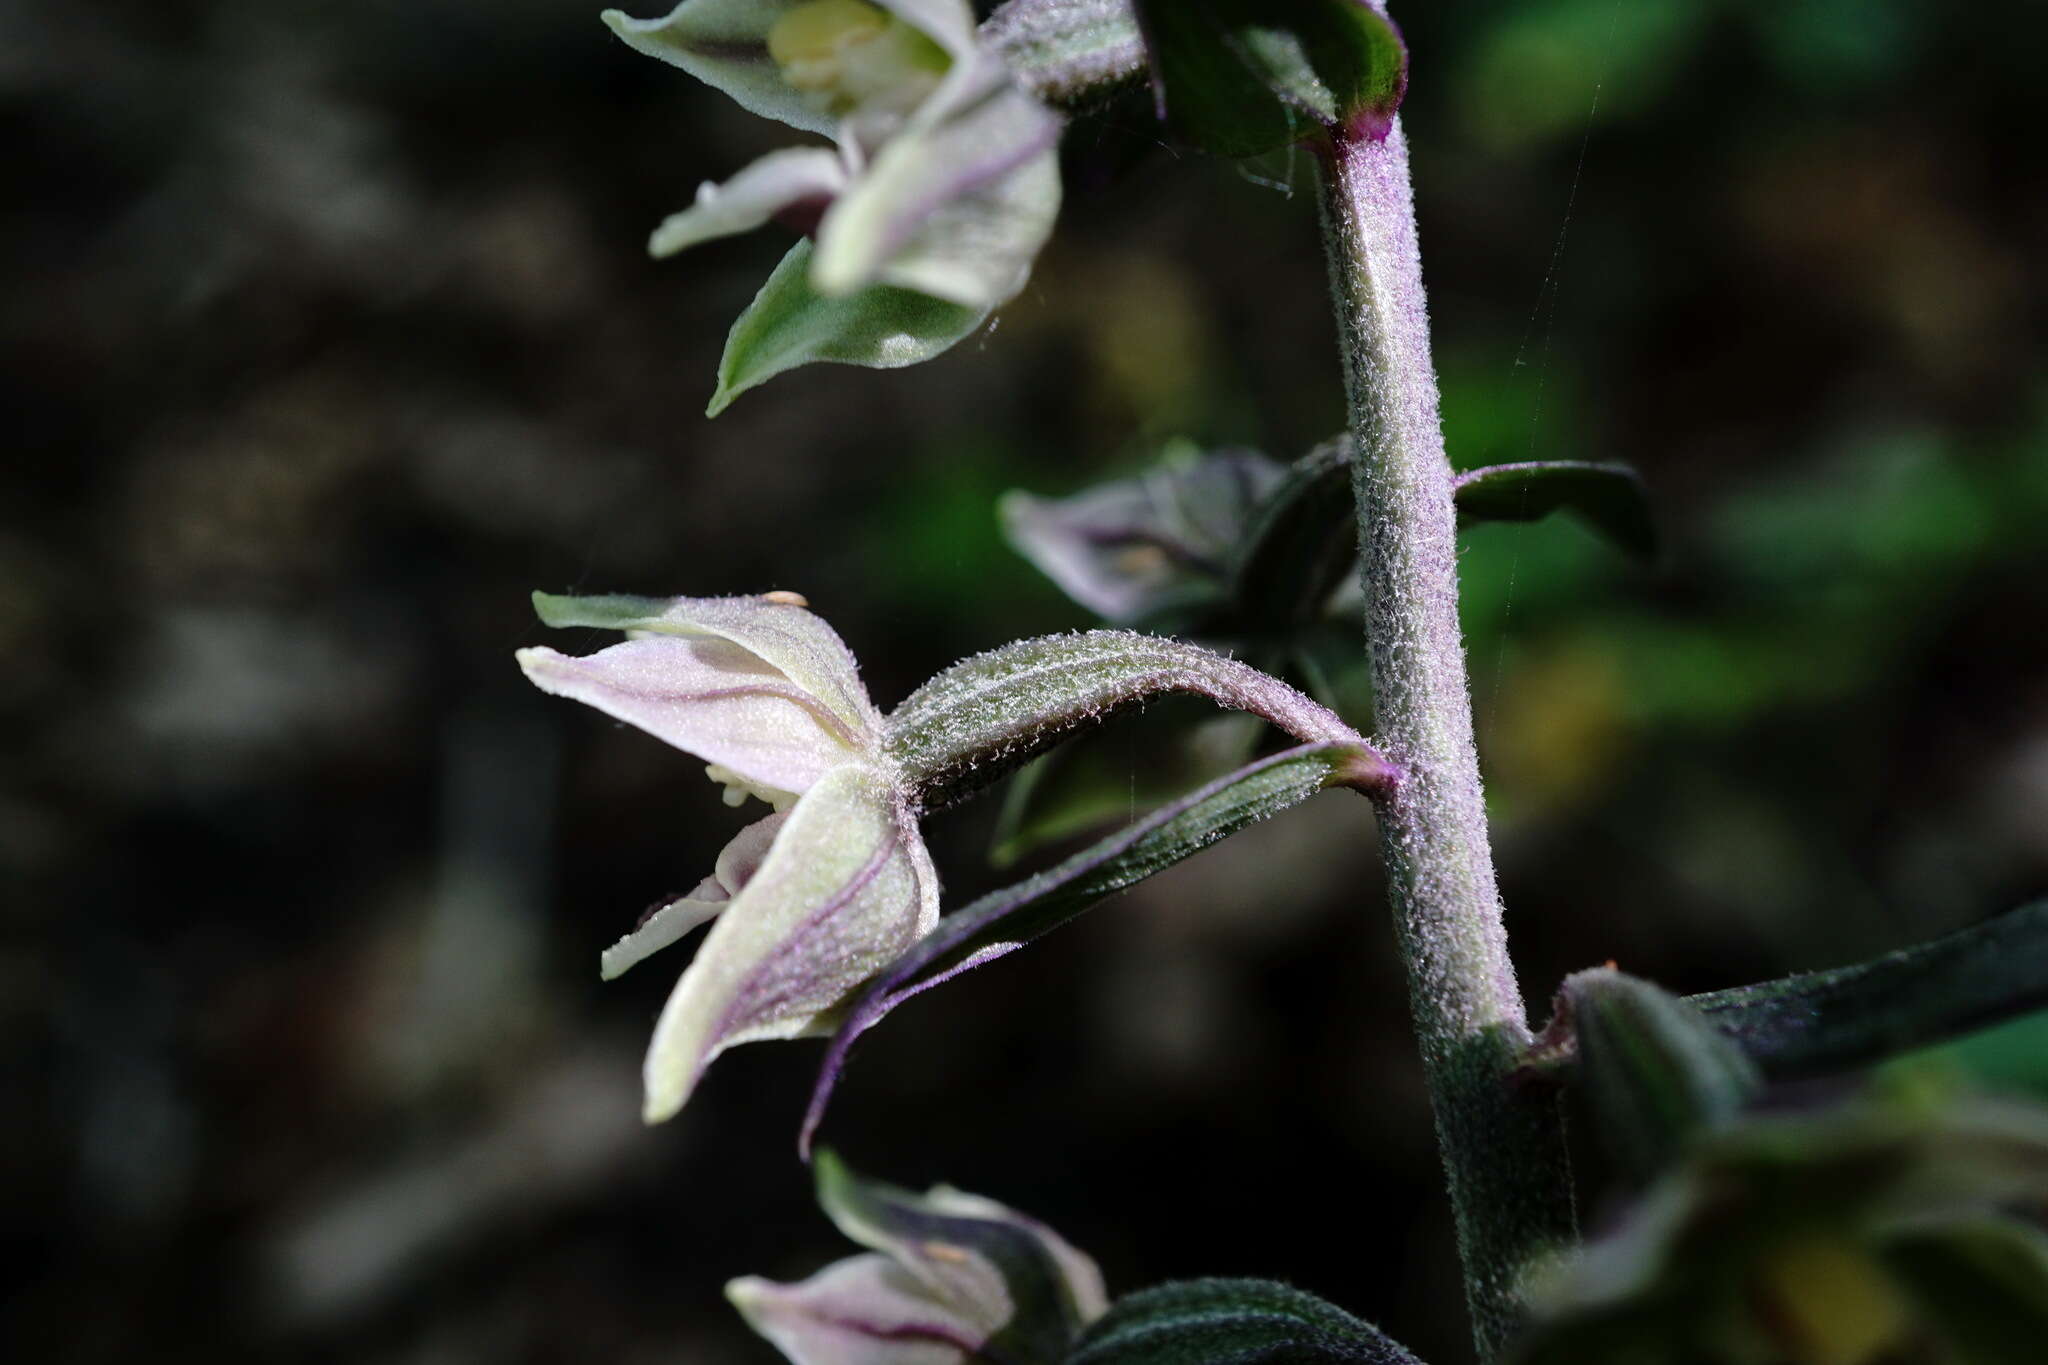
<box><xmin>767</xmin><ymin>0</ymin><xmax>887</xmax><ymax>83</ymax></box>
<box><xmin>760</xmin><ymin>590</ymin><xmax>810</xmax><ymax>607</ymax></box>
<box><xmin>766</xmin><ymin>0</ymin><xmax>946</xmax><ymax>117</ymax></box>
<box><xmin>1754</xmin><ymin>1237</ymin><xmax>1911</xmax><ymax>1365</ymax></box>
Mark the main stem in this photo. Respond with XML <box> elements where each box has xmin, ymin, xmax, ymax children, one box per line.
<box><xmin>1319</xmin><ymin>124</ymin><xmax>1576</xmax><ymax>1359</ymax></box>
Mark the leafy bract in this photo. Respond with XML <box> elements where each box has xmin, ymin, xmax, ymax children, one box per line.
<box><xmin>1070</xmin><ymin>1278</ymin><xmax>1424</xmax><ymax>1365</ymax></box>
<box><xmin>801</xmin><ymin>741</ymin><xmax>1370</xmax><ymax>1154</ymax></box>
<box><xmin>712</xmin><ymin>240</ymin><xmax>987</xmax><ymax>415</ymax></box>
<box><xmin>1134</xmin><ymin>0</ymin><xmax>1408</xmax><ymax>157</ymax></box>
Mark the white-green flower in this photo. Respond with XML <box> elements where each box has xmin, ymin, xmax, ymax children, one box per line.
<box><xmin>603</xmin><ymin>0</ymin><xmax>1063</xmax><ymax>408</ymax></box>
<box><xmin>729</xmin><ymin>1151</ymin><xmax>1108</xmax><ymax>1365</ymax></box>
<box><xmin>516</xmin><ymin>590</ymin><xmax>937</xmax><ymax>1123</ymax></box>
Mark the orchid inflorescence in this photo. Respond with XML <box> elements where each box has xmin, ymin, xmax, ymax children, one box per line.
<box><xmin>512</xmin><ymin>3</ymin><xmax>2048</xmax><ymax>1362</ymax></box>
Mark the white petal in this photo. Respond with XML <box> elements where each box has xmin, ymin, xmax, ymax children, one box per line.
<box><xmin>729</xmin><ymin>1255</ymin><xmax>979</xmax><ymax>1365</ymax></box>
<box><xmin>872</xmin><ymin>0</ymin><xmax>977</xmax><ymax>64</ymax></box>
<box><xmin>531</xmin><ymin>591</ymin><xmax>880</xmax><ymax>742</ymax></box>
<box><xmin>650</xmin><ymin>147</ymin><xmax>850</xmax><ymax>258</ymax></box>
<box><xmin>520</xmin><ymin>637</ymin><xmax>857</xmax><ymax>797</ymax></box>
<box><xmin>641</xmin><ymin>765</ymin><xmax>937</xmax><ymax>1122</ymax></box>
<box><xmin>600</xmin><ymin>888</ymin><xmax>725</xmax><ymax>982</ymax></box>
<box><xmin>599</xmin><ymin>812</ymin><xmax>789</xmax><ymax>980</ymax></box>
<box><xmin>811</xmin><ymin>74</ymin><xmax>1060</xmax><ymax>306</ymax></box>
<box><xmin>601</xmin><ymin>0</ymin><xmax>839</xmax><ymax>137</ymax></box>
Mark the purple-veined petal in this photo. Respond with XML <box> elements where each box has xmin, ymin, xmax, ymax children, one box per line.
<box><xmin>802</xmin><ymin>1151</ymin><xmax>1106</xmax><ymax>1357</ymax></box>
<box><xmin>600</xmin><ymin>811</ymin><xmax>789</xmax><ymax>980</ymax></box>
<box><xmin>532</xmin><ymin>591</ymin><xmax>879</xmax><ymax>741</ymax></box>
<box><xmin>811</xmin><ymin>64</ymin><xmax>1060</xmax><ymax>305</ymax></box>
<box><xmin>650</xmin><ymin>146</ymin><xmax>850</xmax><ymax>258</ymax></box>
<box><xmin>729</xmin><ymin>1254</ymin><xmax>982</xmax><ymax>1365</ymax></box>
<box><xmin>601</xmin><ymin>0</ymin><xmax>840</xmax><ymax>138</ymax></box>
<box><xmin>803</xmin><ymin>743</ymin><xmax>1375</xmax><ymax>1153</ymax></box>
<box><xmin>519</xmin><ymin>636</ymin><xmax>858</xmax><ymax>797</ymax></box>
<box><xmin>914</xmin><ymin>1188</ymin><xmax>1108</xmax><ymax>1324</ymax></box>
<box><xmin>642</xmin><ymin>764</ymin><xmax>936</xmax><ymax>1123</ymax></box>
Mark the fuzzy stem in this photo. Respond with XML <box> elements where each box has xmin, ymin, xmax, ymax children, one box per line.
<box><xmin>1319</xmin><ymin>121</ymin><xmax>1576</xmax><ymax>1359</ymax></box>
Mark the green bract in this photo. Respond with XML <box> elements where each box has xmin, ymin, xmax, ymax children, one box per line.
<box><xmin>601</xmin><ymin>0</ymin><xmax>1064</xmax><ymax>412</ymax></box>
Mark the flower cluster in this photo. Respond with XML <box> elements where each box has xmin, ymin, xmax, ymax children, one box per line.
<box><xmin>603</xmin><ymin>0</ymin><xmax>1063</xmax><ymax>406</ymax></box>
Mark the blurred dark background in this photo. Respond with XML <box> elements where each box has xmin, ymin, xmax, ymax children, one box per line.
<box><xmin>7</xmin><ymin>0</ymin><xmax>2047</xmax><ymax>1361</ymax></box>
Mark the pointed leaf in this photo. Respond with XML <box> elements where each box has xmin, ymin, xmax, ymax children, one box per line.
<box><xmin>1069</xmin><ymin>1278</ymin><xmax>1425</xmax><ymax>1365</ymax></box>
<box><xmin>1228</xmin><ymin>438</ymin><xmax>1354</xmax><ymax>624</ymax></box>
<box><xmin>884</xmin><ymin>629</ymin><xmax>1379</xmax><ymax>811</ymax></box>
<box><xmin>1555</xmin><ymin>967</ymin><xmax>1762</xmax><ymax>1182</ymax></box>
<box><xmin>711</xmin><ymin>239</ymin><xmax>987</xmax><ymax>415</ymax></box>
<box><xmin>1688</xmin><ymin>899</ymin><xmax>2048</xmax><ymax>1080</ymax></box>
<box><xmin>802</xmin><ymin>742</ymin><xmax>1370</xmax><ymax>1152</ymax></box>
<box><xmin>643</xmin><ymin>765</ymin><xmax>935</xmax><ymax>1122</ymax></box>
<box><xmin>1453</xmin><ymin>460</ymin><xmax>1655</xmax><ymax>560</ymax></box>
<box><xmin>1134</xmin><ymin>0</ymin><xmax>1409</xmax><ymax>158</ymax></box>
<box><xmin>988</xmin><ymin>710</ymin><xmax>1263</xmax><ymax>868</ymax></box>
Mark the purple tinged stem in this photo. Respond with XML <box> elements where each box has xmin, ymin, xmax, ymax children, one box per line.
<box><xmin>1319</xmin><ymin>114</ymin><xmax>1575</xmax><ymax>1358</ymax></box>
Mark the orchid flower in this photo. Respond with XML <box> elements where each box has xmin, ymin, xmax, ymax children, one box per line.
<box><xmin>516</xmin><ymin>590</ymin><xmax>937</xmax><ymax>1124</ymax></box>
<box><xmin>729</xmin><ymin>1151</ymin><xmax>1107</xmax><ymax>1365</ymax></box>
<box><xmin>603</xmin><ymin>0</ymin><xmax>1063</xmax><ymax>408</ymax></box>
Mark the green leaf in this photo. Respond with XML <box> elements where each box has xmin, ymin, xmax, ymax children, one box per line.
<box><xmin>710</xmin><ymin>238</ymin><xmax>985</xmax><ymax>415</ymax></box>
<box><xmin>1884</xmin><ymin>1218</ymin><xmax>2048</xmax><ymax>1365</ymax></box>
<box><xmin>1555</xmin><ymin>967</ymin><xmax>1762</xmax><ymax>1182</ymax></box>
<box><xmin>802</xmin><ymin>742</ymin><xmax>1371</xmax><ymax>1152</ymax></box>
<box><xmin>1068</xmin><ymin>1278</ymin><xmax>1425</xmax><ymax>1364</ymax></box>
<box><xmin>1453</xmin><ymin>460</ymin><xmax>1656</xmax><ymax>560</ymax></box>
<box><xmin>988</xmin><ymin>709</ymin><xmax>1263</xmax><ymax>867</ymax></box>
<box><xmin>883</xmin><ymin>628</ymin><xmax>1378</xmax><ymax>812</ymax></box>
<box><xmin>1688</xmin><ymin>899</ymin><xmax>2048</xmax><ymax>1081</ymax></box>
<box><xmin>1228</xmin><ymin>438</ymin><xmax>1353</xmax><ymax>624</ymax></box>
<box><xmin>1133</xmin><ymin>0</ymin><xmax>1409</xmax><ymax>157</ymax></box>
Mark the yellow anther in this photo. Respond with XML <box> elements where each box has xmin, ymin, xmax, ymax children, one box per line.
<box><xmin>760</xmin><ymin>589</ymin><xmax>811</xmax><ymax>607</ymax></box>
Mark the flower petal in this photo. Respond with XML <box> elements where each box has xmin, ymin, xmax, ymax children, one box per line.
<box><xmin>519</xmin><ymin>636</ymin><xmax>857</xmax><ymax>797</ymax></box>
<box><xmin>600</xmin><ymin>811</ymin><xmax>789</xmax><ymax>980</ymax></box>
<box><xmin>531</xmin><ymin>591</ymin><xmax>878</xmax><ymax>741</ymax></box>
<box><xmin>641</xmin><ymin>765</ymin><xmax>935</xmax><ymax>1122</ymax></box>
<box><xmin>810</xmin><ymin>1151</ymin><xmax>1106</xmax><ymax>1355</ymax></box>
<box><xmin>872</xmin><ymin>0</ymin><xmax>976</xmax><ymax>65</ymax></box>
<box><xmin>729</xmin><ymin>1254</ymin><xmax>981</xmax><ymax>1365</ymax></box>
<box><xmin>650</xmin><ymin>147</ymin><xmax>850</xmax><ymax>259</ymax></box>
<box><xmin>601</xmin><ymin>0</ymin><xmax>839</xmax><ymax>137</ymax></box>
<box><xmin>811</xmin><ymin>71</ymin><xmax>1061</xmax><ymax>305</ymax></box>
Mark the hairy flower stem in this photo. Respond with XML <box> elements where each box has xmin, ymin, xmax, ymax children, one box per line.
<box><xmin>1319</xmin><ymin>123</ymin><xmax>1576</xmax><ymax>1359</ymax></box>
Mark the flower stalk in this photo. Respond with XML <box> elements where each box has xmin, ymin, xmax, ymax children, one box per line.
<box><xmin>1318</xmin><ymin>109</ymin><xmax>1575</xmax><ymax>1359</ymax></box>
